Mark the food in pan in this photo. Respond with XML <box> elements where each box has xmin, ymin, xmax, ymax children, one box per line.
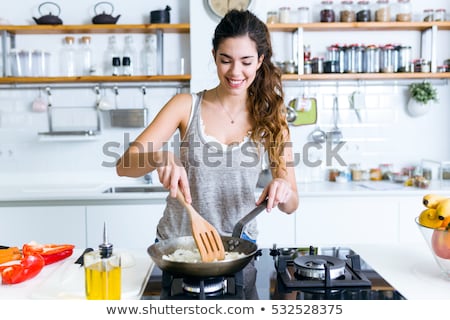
<box><xmin>162</xmin><ymin>248</ymin><xmax>245</xmax><ymax>263</ymax></box>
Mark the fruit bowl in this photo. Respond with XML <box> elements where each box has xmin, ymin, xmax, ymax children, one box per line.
<box><xmin>416</xmin><ymin>217</ymin><xmax>450</xmax><ymax>279</ymax></box>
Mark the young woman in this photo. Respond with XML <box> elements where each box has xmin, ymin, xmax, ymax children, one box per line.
<box><xmin>116</xmin><ymin>9</ymin><xmax>298</xmax><ymax>247</ymax></box>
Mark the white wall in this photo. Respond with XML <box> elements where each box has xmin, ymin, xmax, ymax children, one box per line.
<box><xmin>0</xmin><ymin>0</ymin><xmax>449</xmax><ymax>186</ymax></box>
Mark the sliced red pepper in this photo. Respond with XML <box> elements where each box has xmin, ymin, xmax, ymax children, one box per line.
<box><xmin>1</xmin><ymin>254</ymin><xmax>45</xmax><ymax>284</ymax></box>
<box><xmin>23</xmin><ymin>242</ymin><xmax>75</xmax><ymax>265</ymax></box>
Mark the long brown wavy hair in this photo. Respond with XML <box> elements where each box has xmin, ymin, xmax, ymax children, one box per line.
<box><xmin>212</xmin><ymin>9</ymin><xmax>289</xmax><ymax>175</ymax></box>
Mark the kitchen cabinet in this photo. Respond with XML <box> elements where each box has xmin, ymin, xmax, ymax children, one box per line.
<box><xmin>267</xmin><ymin>21</ymin><xmax>450</xmax><ymax>81</ymax></box>
<box><xmin>0</xmin><ymin>206</ymin><xmax>86</xmax><ymax>247</ymax></box>
<box><xmin>86</xmin><ymin>203</ymin><xmax>165</xmax><ymax>249</ymax></box>
<box><xmin>0</xmin><ymin>23</ymin><xmax>190</xmax><ymax>84</ymax></box>
<box><xmin>295</xmin><ymin>196</ymin><xmax>399</xmax><ymax>245</ymax></box>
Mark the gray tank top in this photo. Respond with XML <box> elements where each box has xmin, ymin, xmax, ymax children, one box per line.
<box><xmin>156</xmin><ymin>91</ymin><xmax>263</xmax><ymax>240</ymax></box>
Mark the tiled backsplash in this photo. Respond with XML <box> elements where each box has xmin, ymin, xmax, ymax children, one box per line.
<box><xmin>285</xmin><ymin>82</ymin><xmax>450</xmax><ymax>182</ymax></box>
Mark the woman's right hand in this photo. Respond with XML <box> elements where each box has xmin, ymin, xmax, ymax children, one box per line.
<box><xmin>155</xmin><ymin>151</ymin><xmax>191</xmax><ymax>203</ymax></box>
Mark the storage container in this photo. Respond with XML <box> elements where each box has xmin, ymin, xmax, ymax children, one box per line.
<box><xmin>297</xmin><ymin>7</ymin><xmax>311</xmax><ymax>23</ymax></box>
<box><xmin>375</xmin><ymin>0</ymin><xmax>390</xmax><ymax>22</ymax></box>
<box><xmin>340</xmin><ymin>1</ymin><xmax>356</xmax><ymax>22</ymax></box>
<box><xmin>396</xmin><ymin>0</ymin><xmax>411</xmax><ymax>22</ymax></box>
<box><xmin>279</xmin><ymin>7</ymin><xmax>291</xmax><ymax>23</ymax></box>
<box><xmin>356</xmin><ymin>0</ymin><xmax>371</xmax><ymax>22</ymax></box>
<box><xmin>423</xmin><ymin>9</ymin><xmax>434</xmax><ymax>22</ymax></box>
<box><xmin>266</xmin><ymin>11</ymin><xmax>278</xmax><ymax>24</ymax></box>
<box><xmin>363</xmin><ymin>45</ymin><xmax>380</xmax><ymax>73</ymax></box>
<box><xmin>434</xmin><ymin>8</ymin><xmax>446</xmax><ymax>21</ymax></box>
<box><xmin>320</xmin><ymin>1</ymin><xmax>336</xmax><ymax>22</ymax></box>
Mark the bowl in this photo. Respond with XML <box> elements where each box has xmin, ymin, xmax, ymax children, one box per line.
<box><xmin>415</xmin><ymin>217</ymin><xmax>450</xmax><ymax>279</ymax></box>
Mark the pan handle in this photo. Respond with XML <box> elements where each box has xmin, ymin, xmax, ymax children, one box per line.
<box><xmin>231</xmin><ymin>200</ymin><xmax>268</xmax><ymax>238</ymax></box>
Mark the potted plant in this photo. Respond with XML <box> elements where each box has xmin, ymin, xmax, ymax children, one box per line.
<box><xmin>407</xmin><ymin>81</ymin><xmax>438</xmax><ymax>117</ymax></box>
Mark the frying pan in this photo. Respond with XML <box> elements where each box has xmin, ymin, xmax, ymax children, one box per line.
<box><xmin>147</xmin><ymin>201</ymin><xmax>267</xmax><ymax>278</ymax></box>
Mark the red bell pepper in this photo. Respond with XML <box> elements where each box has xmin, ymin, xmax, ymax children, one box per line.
<box><xmin>23</xmin><ymin>242</ymin><xmax>75</xmax><ymax>265</ymax></box>
<box><xmin>0</xmin><ymin>254</ymin><xmax>45</xmax><ymax>285</ymax></box>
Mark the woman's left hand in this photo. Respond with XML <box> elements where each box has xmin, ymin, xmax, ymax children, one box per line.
<box><xmin>256</xmin><ymin>178</ymin><xmax>293</xmax><ymax>212</ymax></box>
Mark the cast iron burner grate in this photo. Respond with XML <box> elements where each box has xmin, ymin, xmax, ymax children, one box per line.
<box><xmin>160</xmin><ymin>270</ymin><xmax>245</xmax><ymax>300</ymax></box>
<box><xmin>272</xmin><ymin>246</ymin><xmax>372</xmax><ymax>289</ymax></box>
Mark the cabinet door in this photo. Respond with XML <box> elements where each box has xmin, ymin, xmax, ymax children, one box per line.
<box><xmin>86</xmin><ymin>204</ymin><xmax>165</xmax><ymax>249</ymax></box>
<box><xmin>256</xmin><ymin>207</ymin><xmax>296</xmax><ymax>248</ymax></box>
<box><xmin>0</xmin><ymin>206</ymin><xmax>86</xmax><ymax>247</ymax></box>
<box><xmin>295</xmin><ymin>197</ymin><xmax>399</xmax><ymax>245</ymax></box>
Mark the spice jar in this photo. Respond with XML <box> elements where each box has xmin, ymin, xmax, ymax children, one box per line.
<box><xmin>396</xmin><ymin>0</ymin><xmax>411</xmax><ymax>22</ymax></box>
<box><xmin>279</xmin><ymin>7</ymin><xmax>291</xmax><ymax>23</ymax></box>
<box><xmin>370</xmin><ymin>168</ymin><xmax>382</xmax><ymax>181</ymax></box>
<box><xmin>329</xmin><ymin>169</ymin><xmax>339</xmax><ymax>182</ymax></box>
<box><xmin>397</xmin><ymin>45</ymin><xmax>412</xmax><ymax>72</ymax></box>
<box><xmin>434</xmin><ymin>8</ymin><xmax>446</xmax><ymax>21</ymax></box>
<box><xmin>363</xmin><ymin>45</ymin><xmax>380</xmax><ymax>73</ymax></box>
<box><xmin>356</xmin><ymin>0</ymin><xmax>371</xmax><ymax>22</ymax></box>
<box><xmin>311</xmin><ymin>57</ymin><xmax>324</xmax><ymax>74</ymax></box>
<box><xmin>344</xmin><ymin>44</ymin><xmax>363</xmax><ymax>73</ymax></box>
<box><xmin>375</xmin><ymin>0</ymin><xmax>390</xmax><ymax>22</ymax></box>
<box><xmin>340</xmin><ymin>1</ymin><xmax>356</xmax><ymax>22</ymax></box>
<box><xmin>304</xmin><ymin>44</ymin><xmax>311</xmax><ymax>62</ymax></box>
<box><xmin>423</xmin><ymin>9</ymin><xmax>434</xmax><ymax>22</ymax></box>
<box><xmin>380</xmin><ymin>44</ymin><xmax>395</xmax><ymax>73</ymax></box>
<box><xmin>266</xmin><ymin>11</ymin><xmax>278</xmax><ymax>24</ymax></box>
<box><xmin>304</xmin><ymin>60</ymin><xmax>312</xmax><ymax>74</ymax></box>
<box><xmin>320</xmin><ymin>0</ymin><xmax>336</xmax><ymax>22</ymax></box>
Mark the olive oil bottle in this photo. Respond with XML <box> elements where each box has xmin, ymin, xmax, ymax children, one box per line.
<box><xmin>84</xmin><ymin>223</ymin><xmax>121</xmax><ymax>300</ymax></box>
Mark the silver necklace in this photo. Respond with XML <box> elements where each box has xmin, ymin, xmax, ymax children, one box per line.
<box><xmin>215</xmin><ymin>88</ymin><xmax>241</xmax><ymax>124</ymax></box>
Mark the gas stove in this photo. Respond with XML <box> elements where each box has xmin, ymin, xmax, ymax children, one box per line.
<box><xmin>142</xmin><ymin>246</ymin><xmax>406</xmax><ymax>300</ymax></box>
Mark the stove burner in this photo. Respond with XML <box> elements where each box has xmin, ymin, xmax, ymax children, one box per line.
<box><xmin>182</xmin><ymin>277</ymin><xmax>226</xmax><ymax>295</ymax></box>
<box><xmin>294</xmin><ymin>255</ymin><xmax>346</xmax><ymax>280</ymax></box>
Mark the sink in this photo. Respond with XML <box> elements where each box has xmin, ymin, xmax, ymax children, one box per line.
<box><xmin>102</xmin><ymin>185</ymin><xmax>168</xmax><ymax>193</ymax></box>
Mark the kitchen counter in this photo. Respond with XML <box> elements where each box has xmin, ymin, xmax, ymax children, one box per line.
<box><xmin>351</xmin><ymin>242</ymin><xmax>450</xmax><ymax>300</ymax></box>
<box><xmin>2</xmin><ymin>180</ymin><xmax>450</xmax><ymax>205</ymax></box>
<box><xmin>1</xmin><ymin>243</ymin><xmax>447</xmax><ymax>300</ymax></box>
<box><xmin>0</xmin><ymin>248</ymin><xmax>154</xmax><ymax>299</ymax></box>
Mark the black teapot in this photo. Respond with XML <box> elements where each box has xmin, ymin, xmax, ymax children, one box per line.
<box><xmin>92</xmin><ymin>2</ymin><xmax>120</xmax><ymax>24</ymax></box>
<box><xmin>33</xmin><ymin>2</ymin><xmax>63</xmax><ymax>25</ymax></box>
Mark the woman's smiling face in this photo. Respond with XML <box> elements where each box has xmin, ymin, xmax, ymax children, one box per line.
<box><xmin>213</xmin><ymin>35</ymin><xmax>263</xmax><ymax>95</ymax></box>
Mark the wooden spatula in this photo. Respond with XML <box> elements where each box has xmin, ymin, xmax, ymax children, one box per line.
<box><xmin>176</xmin><ymin>189</ymin><xmax>225</xmax><ymax>262</ymax></box>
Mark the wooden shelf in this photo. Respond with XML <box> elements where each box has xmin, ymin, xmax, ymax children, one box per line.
<box><xmin>0</xmin><ymin>74</ymin><xmax>191</xmax><ymax>84</ymax></box>
<box><xmin>281</xmin><ymin>72</ymin><xmax>450</xmax><ymax>81</ymax></box>
<box><xmin>0</xmin><ymin>23</ymin><xmax>190</xmax><ymax>34</ymax></box>
<box><xmin>267</xmin><ymin>21</ymin><xmax>450</xmax><ymax>32</ymax></box>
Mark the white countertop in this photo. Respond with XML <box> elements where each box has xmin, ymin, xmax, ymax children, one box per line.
<box><xmin>0</xmin><ymin>249</ymin><xmax>154</xmax><ymax>300</ymax></box>
<box><xmin>2</xmin><ymin>180</ymin><xmax>450</xmax><ymax>204</ymax></box>
<box><xmin>351</xmin><ymin>242</ymin><xmax>450</xmax><ymax>300</ymax></box>
<box><xmin>0</xmin><ymin>243</ymin><xmax>448</xmax><ymax>300</ymax></box>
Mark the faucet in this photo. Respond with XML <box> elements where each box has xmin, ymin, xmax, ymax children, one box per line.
<box><xmin>143</xmin><ymin>173</ymin><xmax>153</xmax><ymax>185</ymax></box>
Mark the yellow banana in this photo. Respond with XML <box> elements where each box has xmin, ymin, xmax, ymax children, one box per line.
<box><xmin>436</xmin><ymin>198</ymin><xmax>450</xmax><ymax>222</ymax></box>
<box><xmin>418</xmin><ymin>208</ymin><xmax>444</xmax><ymax>228</ymax></box>
<box><xmin>422</xmin><ymin>194</ymin><xmax>448</xmax><ymax>209</ymax></box>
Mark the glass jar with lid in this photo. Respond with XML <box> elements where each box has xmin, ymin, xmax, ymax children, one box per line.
<box><xmin>380</xmin><ymin>44</ymin><xmax>395</xmax><ymax>73</ymax></box>
<box><xmin>356</xmin><ymin>0</ymin><xmax>371</xmax><ymax>22</ymax></box>
<box><xmin>266</xmin><ymin>11</ymin><xmax>278</xmax><ymax>24</ymax></box>
<box><xmin>320</xmin><ymin>1</ymin><xmax>336</xmax><ymax>22</ymax></box>
<box><xmin>375</xmin><ymin>0</ymin><xmax>390</xmax><ymax>22</ymax></box>
<box><xmin>422</xmin><ymin>9</ymin><xmax>434</xmax><ymax>22</ymax></box>
<box><xmin>396</xmin><ymin>0</ymin><xmax>411</xmax><ymax>22</ymax></box>
<box><xmin>297</xmin><ymin>7</ymin><xmax>311</xmax><ymax>23</ymax></box>
<box><xmin>340</xmin><ymin>1</ymin><xmax>356</xmax><ymax>22</ymax></box>
<box><xmin>279</xmin><ymin>7</ymin><xmax>291</xmax><ymax>23</ymax></box>
<box><xmin>434</xmin><ymin>8</ymin><xmax>446</xmax><ymax>21</ymax></box>
<box><xmin>344</xmin><ymin>44</ymin><xmax>363</xmax><ymax>73</ymax></box>
<box><xmin>363</xmin><ymin>45</ymin><xmax>380</xmax><ymax>73</ymax></box>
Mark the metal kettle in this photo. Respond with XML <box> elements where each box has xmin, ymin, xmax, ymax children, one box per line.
<box><xmin>33</xmin><ymin>2</ymin><xmax>63</xmax><ymax>25</ymax></box>
<box><xmin>92</xmin><ymin>2</ymin><xmax>121</xmax><ymax>24</ymax></box>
